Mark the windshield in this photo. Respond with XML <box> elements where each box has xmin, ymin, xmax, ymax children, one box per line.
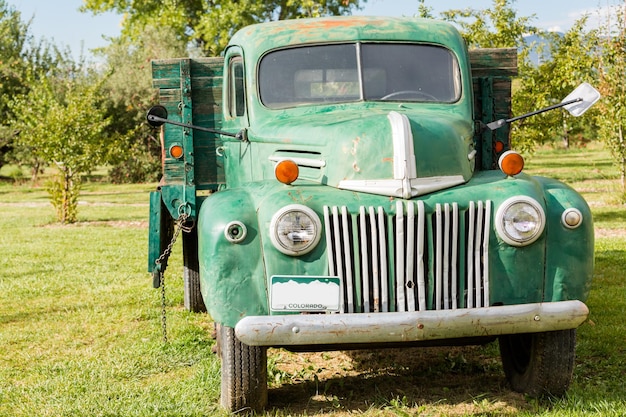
<box><xmin>259</xmin><ymin>43</ymin><xmax>461</xmax><ymax>109</ymax></box>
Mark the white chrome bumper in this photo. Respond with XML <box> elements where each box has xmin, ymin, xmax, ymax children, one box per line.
<box><xmin>235</xmin><ymin>301</ymin><xmax>589</xmax><ymax>346</ymax></box>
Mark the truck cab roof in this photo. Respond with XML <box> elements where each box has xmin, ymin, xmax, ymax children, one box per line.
<box><xmin>228</xmin><ymin>16</ymin><xmax>468</xmax><ymax>58</ymax></box>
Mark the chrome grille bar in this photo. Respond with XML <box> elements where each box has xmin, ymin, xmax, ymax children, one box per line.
<box><xmin>378</xmin><ymin>207</ymin><xmax>389</xmax><ymax>312</ymax></box>
<box><xmin>467</xmin><ymin>202</ymin><xmax>476</xmax><ymax>308</ymax></box>
<box><xmin>482</xmin><ymin>201</ymin><xmax>492</xmax><ymax>307</ymax></box>
<box><xmin>405</xmin><ymin>201</ymin><xmax>416</xmax><ymax>312</ymax></box>
<box><xmin>395</xmin><ymin>201</ymin><xmax>406</xmax><ymax>312</ymax></box>
<box><xmin>358</xmin><ymin>206</ymin><xmax>370</xmax><ymax>313</ymax></box>
<box><xmin>416</xmin><ymin>201</ymin><xmax>426</xmax><ymax>311</ymax></box>
<box><xmin>340</xmin><ymin>206</ymin><xmax>354</xmax><ymax>313</ymax></box>
<box><xmin>324</xmin><ymin>201</ymin><xmax>491</xmax><ymax>313</ymax></box>
<box><xmin>474</xmin><ymin>201</ymin><xmax>484</xmax><ymax>307</ymax></box>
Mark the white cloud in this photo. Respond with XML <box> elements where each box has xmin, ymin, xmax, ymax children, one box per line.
<box><xmin>567</xmin><ymin>5</ymin><xmax>625</xmax><ymax>32</ymax></box>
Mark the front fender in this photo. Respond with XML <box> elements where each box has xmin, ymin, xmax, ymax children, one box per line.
<box><xmin>197</xmin><ymin>190</ymin><xmax>267</xmax><ymax>327</ymax></box>
<box><xmin>538</xmin><ymin>177</ymin><xmax>594</xmax><ymax>302</ymax></box>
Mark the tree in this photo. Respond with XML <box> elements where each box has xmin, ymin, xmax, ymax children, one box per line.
<box><xmin>440</xmin><ymin>0</ymin><xmax>538</xmax><ymax>49</ymax></box>
<box><xmin>435</xmin><ymin>0</ymin><xmax>600</xmax><ymax>154</ymax></box>
<box><xmin>9</xmin><ymin>77</ymin><xmax>111</xmax><ymax>223</ymax></box>
<box><xmin>596</xmin><ymin>2</ymin><xmax>626</xmax><ymax>199</ymax></box>
<box><xmin>0</xmin><ymin>0</ymin><xmax>29</xmax><ymax>169</ymax></box>
<box><xmin>82</xmin><ymin>0</ymin><xmax>366</xmax><ymax>56</ymax></box>
<box><xmin>512</xmin><ymin>18</ymin><xmax>599</xmax><ymax>153</ymax></box>
<box><xmin>97</xmin><ymin>25</ymin><xmax>188</xmax><ymax>183</ymax></box>
<box><xmin>0</xmin><ymin>0</ymin><xmax>73</xmax><ymax>178</ymax></box>
<box><xmin>0</xmin><ymin>1</ymin><xmax>36</xmax><ymax>171</ymax></box>
<box><xmin>416</xmin><ymin>0</ymin><xmax>435</xmax><ymax>19</ymax></box>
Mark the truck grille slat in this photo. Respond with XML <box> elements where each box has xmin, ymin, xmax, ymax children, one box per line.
<box><xmin>378</xmin><ymin>207</ymin><xmax>389</xmax><ymax>312</ymax></box>
<box><xmin>324</xmin><ymin>201</ymin><xmax>491</xmax><ymax>313</ymax></box>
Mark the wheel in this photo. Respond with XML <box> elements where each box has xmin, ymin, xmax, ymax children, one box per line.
<box><xmin>380</xmin><ymin>89</ymin><xmax>437</xmax><ymax>101</ymax></box>
<box><xmin>499</xmin><ymin>329</ymin><xmax>576</xmax><ymax>397</ymax></box>
<box><xmin>218</xmin><ymin>324</ymin><xmax>268</xmax><ymax>413</ymax></box>
<box><xmin>182</xmin><ymin>227</ymin><xmax>206</xmax><ymax>312</ymax></box>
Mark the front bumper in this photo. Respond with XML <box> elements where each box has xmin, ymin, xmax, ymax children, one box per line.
<box><xmin>235</xmin><ymin>300</ymin><xmax>589</xmax><ymax>346</ymax></box>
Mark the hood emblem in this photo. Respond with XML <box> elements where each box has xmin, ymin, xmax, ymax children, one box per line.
<box><xmin>338</xmin><ymin>111</ymin><xmax>465</xmax><ymax>199</ymax></box>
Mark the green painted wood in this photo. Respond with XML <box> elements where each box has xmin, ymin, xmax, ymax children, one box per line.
<box><xmin>470</xmin><ymin>48</ymin><xmax>517</xmax><ymax>169</ymax></box>
<box><xmin>151</xmin><ymin>57</ymin><xmax>225</xmax><ymax>219</ymax></box>
<box><xmin>469</xmin><ymin>48</ymin><xmax>518</xmax><ymax>78</ymax></box>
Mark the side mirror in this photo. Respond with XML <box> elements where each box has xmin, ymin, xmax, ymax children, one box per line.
<box><xmin>561</xmin><ymin>82</ymin><xmax>601</xmax><ymax>117</ymax></box>
<box><xmin>146</xmin><ymin>105</ymin><xmax>168</xmax><ymax>127</ymax></box>
<box><xmin>485</xmin><ymin>83</ymin><xmax>601</xmax><ymax>131</ymax></box>
<box><xmin>145</xmin><ymin>104</ymin><xmax>246</xmax><ymax>140</ymax></box>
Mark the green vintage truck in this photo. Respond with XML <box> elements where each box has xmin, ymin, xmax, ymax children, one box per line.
<box><xmin>147</xmin><ymin>16</ymin><xmax>596</xmax><ymax>412</ymax></box>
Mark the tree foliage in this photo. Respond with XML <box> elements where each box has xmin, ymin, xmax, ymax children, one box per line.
<box><xmin>9</xmin><ymin>77</ymin><xmax>111</xmax><ymax>223</ymax></box>
<box><xmin>440</xmin><ymin>0</ymin><xmax>538</xmax><ymax>48</ymax></box>
<box><xmin>596</xmin><ymin>3</ymin><xmax>626</xmax><ymax>198</ymax></box>
<box><xmin>512</xmin><ymin>18</ymin><xmax>599</xmax><ymax>153</ymax></box>
<box><xmin>82</xmin><ymin>0</ymin><xmax>366</xmax><ymax>56</ymax></box>
<box><xmin>97</xmin><ymin>25</ymin><xmax>188</xmax><ymax>183</ymax></box>
<box><xmin>0</xmin><ymin>0</ymin><xmax>68</xmax><ymax>172</ymax></box>
<box><xmin>435</xmin><ymin>0</ymin><xmax>601</xmax><ymax>154</ymax></box>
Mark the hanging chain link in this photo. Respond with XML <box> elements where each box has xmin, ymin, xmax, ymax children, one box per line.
<box><xmin>154</xmin><ymin>211</ymin><xmax>190</xmax><ymax>343</ymax></box>
<box><xmin>159</xmin><ymin>270</ymin><xmax>168</xmax><ymax>343</ymax></box>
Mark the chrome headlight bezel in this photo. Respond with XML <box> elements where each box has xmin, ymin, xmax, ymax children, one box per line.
<box><xmin>269</xmin><ymin>204</ymin><xmax>322</xmax><ymax>256</ymax></box>
<box><xmin>495</xmin><ymin>196</ymin><xmax>546</xmax><ymax>247</ymax></box>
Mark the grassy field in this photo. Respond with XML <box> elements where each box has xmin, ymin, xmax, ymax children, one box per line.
<box><xmin>0</xmin><ymin>143</ymin><xmax>625</xmax><ymax>416</ymax></box>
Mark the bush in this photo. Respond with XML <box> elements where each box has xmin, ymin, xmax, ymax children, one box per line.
<box><xmin>109</xmin><ymin>152</ymin><xmax>161</xmax><ymax>184</ymax></box>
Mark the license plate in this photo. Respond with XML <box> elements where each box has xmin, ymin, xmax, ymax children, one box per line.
<box><xmin>270</xmin><ymin>276</ymin><xmax>341</xmax><ymax>313</ymax></box>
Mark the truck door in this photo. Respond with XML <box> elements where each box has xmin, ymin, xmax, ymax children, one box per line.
<box><xmin>222</xmin><ymin>47</ymin><xmax>253</xmax><ymax>184</ymax></box>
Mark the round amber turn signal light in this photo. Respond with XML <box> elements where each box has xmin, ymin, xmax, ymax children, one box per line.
<box><xmin>275</xmin><ymin>159</ymin><xmax>299</xmax><ymax>185</ymax></box>
<box><xmin>498</xmin><ymin>150</ymin><xmax>524</xmax><ymax>176</ymax></box>
<box><xmin>169</xmin><ymin>144</ymin><xmax>184</xmax><ymax>159</ymax></box>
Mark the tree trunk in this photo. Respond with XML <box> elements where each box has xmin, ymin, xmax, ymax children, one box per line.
<box><xmin>618</xmin><ymin>124</ymin><xmax>626</xmax><ymax>199</ymax></box>
<box><xmin>62</xmin><ymin>168</ymin><xmax>71</xmax><ymax>224</ymax></box>
<box><xmin>31</xmin><ymin>162</ymin><xmax>40</xmax><ymax>183</ymax></box>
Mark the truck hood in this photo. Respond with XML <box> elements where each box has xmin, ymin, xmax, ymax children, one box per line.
<box><xmin>253</xmin><ymin>108</ymin><xmax>475</xmax><ymax>199</ymax></box>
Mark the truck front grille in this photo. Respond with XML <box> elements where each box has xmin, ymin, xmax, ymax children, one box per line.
<box><xmin>323</xmin><ymin>201</ymin><xmax>491</xmax><ymax>313</ymax></box>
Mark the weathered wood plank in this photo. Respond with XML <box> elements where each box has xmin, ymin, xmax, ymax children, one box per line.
<box><xmin>152</xmin><ymin>57</ymin><xmax>226</xmax><ymax>189</ymax></box>
<box><xmin>469</xmin><ymin>48</ymin><xmax>518</xmax><ymax>78</ymax></box>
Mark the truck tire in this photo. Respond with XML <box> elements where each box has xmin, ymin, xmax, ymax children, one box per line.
<box><xmin>182</xmin><ymin>227</ymin><xmax>206</xmax><ymax>313</ymax></box>
<box><xmin>218</xmin><ymin>324</ymin><xmax>268</xmax><ymax>413</ymax></box>
<box><xmin>499</xmin><ymin>329</ymin><xmax>576</xmax><ymax>397</ymax></box>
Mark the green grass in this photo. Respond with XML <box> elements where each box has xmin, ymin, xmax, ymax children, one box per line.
<box><xmin>0</xmin><ymin>143</ymin><xmax>625</xmax><ymax>416</ymax></box>
<box><xmin>0</xmin><ymin>179</ymin><xmax>226</xmax><ymax>417</ymax></box>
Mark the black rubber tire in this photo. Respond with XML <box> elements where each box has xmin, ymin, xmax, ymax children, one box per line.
<box><xmin>182</xmin><ymin>227</ymin><xmax>206</xmax><ymax>313</ymax></box>
<box><xmin>499</xmin><ymin>329</ymin><xmax>576</xmax><ymax>398</ymax></box>
<box><xmin>218</xmin><ymin>325</ymin><xmax>268</xmax><ymax>413</ymax></box>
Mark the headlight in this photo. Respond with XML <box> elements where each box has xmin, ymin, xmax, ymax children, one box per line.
<box><xmin>495</xmin><ymin>196</ymin><xmax>545</xmax><ymax>246</ymax></box>
<box><xmin>270</xmin><ymin>205</ymin><xmax>322</xmax><ymax>256</ymax></box>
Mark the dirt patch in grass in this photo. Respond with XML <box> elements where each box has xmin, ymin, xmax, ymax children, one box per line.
<box><xmin>43</xmin><ymin>220</ymin><xmax>148</xmax><ymax>228</ymax></box>
<box><xmin>595</xmin><ymin>228</ymin><xmax>626</xmax><ymax>238</ymax></box>
<box><xmin>267</xmin><ymin>345</ymin><xmax>531</xmax><ymax>416</ymax></box>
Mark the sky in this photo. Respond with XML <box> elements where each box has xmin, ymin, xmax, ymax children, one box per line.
<box><xmin>9</xmin><ymin>0</ymin><xmax>612</xmax><ymax>61</ymax></box>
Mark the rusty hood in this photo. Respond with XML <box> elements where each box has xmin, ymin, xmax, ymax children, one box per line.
<box><xmin>253</xmin><ymin>107</ymin><xmax>476</xmax><ymax>199</ymax></box>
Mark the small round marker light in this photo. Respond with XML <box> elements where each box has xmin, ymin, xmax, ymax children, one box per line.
<box><xmin>562</xmin><ymin>208</ymin><xmax>583</xmax><ymax>229</ymax></box>
<box><xmin>169</xmin><ymin>144</ymin><xmax>184</xmax><ymax>159</ymax></box>
<box><xmin>498</xmin><ymin>150</ymin><xmax>524</xmax><ymax>176</ymax></box>
<box><xmin>494</xmin><ymin>140</ymin><xmax>505</xmax><ymax>154</ymax></box>
<box><xmin>275</xmin><ymin>159</ymin><xmax>299</xmax><ymax>185</ymax></box>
